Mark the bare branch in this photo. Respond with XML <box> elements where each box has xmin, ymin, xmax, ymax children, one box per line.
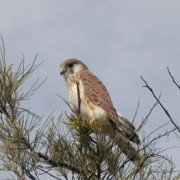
<box><xmin>141</xmin><ymin>76</ymin><xmax>180</xmax><ymax>133</ymax></box>
<box><xmin>167</xmin><ymin>67</ymin><xmax>180</xmax><ymax>90</ymax></box>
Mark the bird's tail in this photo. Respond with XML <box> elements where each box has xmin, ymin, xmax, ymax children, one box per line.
<box><xmin>113</xmin><ymin>133</ymin><xmax>142</xmax><ymax>164</ymax></box>
<box><xmin>117</xmin><ymin>114</ymin><xmax>140</xmax><ymax>145</ymax></box>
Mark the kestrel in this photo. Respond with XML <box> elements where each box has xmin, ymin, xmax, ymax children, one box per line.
<box><xmin>60</xmin><ymin>58</ymin><xmax>141</xmax><ymax>163</ymax></box>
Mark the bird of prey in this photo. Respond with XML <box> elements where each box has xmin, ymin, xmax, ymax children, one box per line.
<box><xmin>60</xmin><ymin>58</ymin><xmax>141</xmax><ymax>163</ymax></box>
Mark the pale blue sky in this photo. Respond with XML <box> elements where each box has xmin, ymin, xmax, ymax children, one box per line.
<box><xmin>0</xmin><ymin>0</ymin><xmax>180</xmax><ymax>179</ymax></box>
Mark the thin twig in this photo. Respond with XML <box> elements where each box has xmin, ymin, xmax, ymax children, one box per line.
<box><xmin>38</xmin><ymin>167</ymin><xmax>62</xmax><ymax>180</ymax></box>
<box><xmin>141</xmin><ymin>76</ymin><xmax>180</xmax><ymax>133</ymax></box>
<box><xmin>167</xmin><ymin>67</ymin><xmax>180</xmax><ymax>90</ymax></box>
<box><xmin>132</xmin><ymin>99</ymin><xmax>140</xmax><ymax>124</ymax></box>
<box><xmin>76</xmin><ymin>81</ymin><xmax>81</xmax><ymax>115</ymax></box>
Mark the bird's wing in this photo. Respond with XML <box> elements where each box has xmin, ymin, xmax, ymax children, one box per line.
<box><xmin>117</xmin><ymin>114</ymin><xmax>140</xmax><ymax>144</ymax></box>
<box><xmin>80</xmin><ymin>70</ymin><xmax>140</xmax><ymax>144</ymax></box>
<box><xmin>79</xmin><ymin>70</ymin><xmax>117</xmax><ymax>119</ymax></box>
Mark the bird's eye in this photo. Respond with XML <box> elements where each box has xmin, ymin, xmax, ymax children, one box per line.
<box><xmin>67</xmin><ymin>63</ymin><xmax>74</xmax><ymax>68</ymax></box>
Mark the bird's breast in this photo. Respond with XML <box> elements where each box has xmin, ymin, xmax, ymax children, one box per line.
<box><xmin>68</xmin><ymin>80</ymin><xmax>107</xmax><ymax>120</ymax></box>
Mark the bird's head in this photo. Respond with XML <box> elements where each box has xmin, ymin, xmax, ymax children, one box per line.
<box><xmin>60</xmin><ymin>58</ymin><xmax>88</xmax><ymax>79</ymax></box>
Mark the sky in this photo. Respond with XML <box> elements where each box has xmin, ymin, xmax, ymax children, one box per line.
<box><xmin>0</xmin><ymin>0</ymin><xmax>180</xmax><ymax>179</ymax></box>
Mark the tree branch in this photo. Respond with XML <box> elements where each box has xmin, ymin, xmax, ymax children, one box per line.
<box><xmin>141</xmin><ymin>76</ymin><xmax>180</xmax><ymax>133</ymax></box>
<box><xmin>36</xmin><ymin>152</ymin><xmax>80</xmax><ymax>174</ymax></box>
<box><xmin>167</xmin><ymin>67</ymin><xmax>180</xmax><ymax>90</ymax></box>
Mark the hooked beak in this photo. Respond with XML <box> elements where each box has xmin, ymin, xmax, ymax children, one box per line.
<box><xmin>60</xmin><ymin>67</ymin><xmax>66</xmax><ymax>75</ymax></box>
<box><xmin>60</xmin><ymin>70</ymin><xmax>65</xmax><ymax>75</ymax></box>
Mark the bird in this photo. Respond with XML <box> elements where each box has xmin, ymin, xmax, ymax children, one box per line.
<box><xmin>60</xmin><ymin>58</ymin><xmax>141</xmax><ymax>163</ymax></box>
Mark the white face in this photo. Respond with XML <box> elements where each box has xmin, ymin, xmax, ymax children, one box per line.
<box><xmin>72</xmin><ymin>63</ymin><xmax>85</xmax><ymax>73</ymax></box>
<box><xmin>60</xmin><ymin>61</ymin><xmax>85</xmax><ymax>80</ymax></box>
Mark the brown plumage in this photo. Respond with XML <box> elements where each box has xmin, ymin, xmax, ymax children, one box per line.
<box><xmin>60</xmin><ymin>58</ymin><xmax>141</xmax><ymax>163</ymax></box>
